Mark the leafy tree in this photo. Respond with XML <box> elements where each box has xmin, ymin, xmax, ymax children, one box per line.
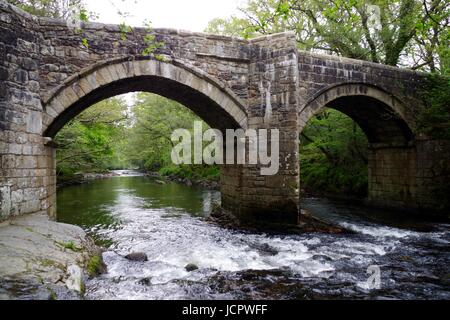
<box><xmin>124</xmin><ymin>93</ymin><xmax>220</xmax><ymax>181</ymax></box>
<box><xmin>7</xmin><ymin>0</ymin><xmax>89</xmax><ymax>20</ymax></box>
<box><xmin>207</xmin><ymin>0</ymin><xmax>449</xmax><ymax>72</ymax></box>
<box><xmin>55</xmin><ymin>97</ymin><xmax>129</xmax><ymax>179</ymax></box>
<box><xmin>300</xmin><ymin>109</ymin><xmax>369</xmax><ymax>196</ymax></box>
<box><xmin>410</xmin><ymin>0</ymin><xmax>450</xmax><ymax>74</ymax></box>
<box><xmin>417</xmin><ymin>74</ymin><xmax>450</xmax><ymax>139</ymax></box>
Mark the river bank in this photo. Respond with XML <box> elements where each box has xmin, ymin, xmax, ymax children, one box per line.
<box><xmin>0</xmin><ymin>214</ymin><xmax>105</xmax><ymax>300</ymax></box>
<box><xmin>57</xmin><ymin>170</ymin><xmax>220</xmax><ymax>190</ymax></box>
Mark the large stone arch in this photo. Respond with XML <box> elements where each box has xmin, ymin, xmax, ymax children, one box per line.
<box><xmin>42</xmin><ymin>57</ymin><xmax>248</xmax><ymax>138</ymax></box>
<box><xmin>37</xmin><ymin>57</ymin><xmax>250</xmax><ymax>220</ymax></box>
<box><xmin>298</xmin><ymin>83</ymin><xmax>418</xmax><ymax>211</ymax></box>
<box><xmin>299</xmin><ymin>83</ymin><xmax>414</xmax><ymax>144</ymax></box>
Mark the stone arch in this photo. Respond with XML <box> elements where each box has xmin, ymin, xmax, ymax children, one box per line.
<box><xmin>42</xmin><ymin>57</ymin><xmax>248</xmax><ymax>137</ymax></box>
<box><xmin>298</xmin><ymin>82</ymin><xmax>419</xmax><ymax>210</ymax></box>
<box><xmin>299</xmin><ymin>83</ymin><xmax>414</xmax><ymax>145</ymax></box>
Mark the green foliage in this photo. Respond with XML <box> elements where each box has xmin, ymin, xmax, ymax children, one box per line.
<box><xmin>124</xmin><ymin>93</ymin><xmax>220</xmax><ymax>181</ymax></box>
<box><xmin>86</xmin><ymin>255</ymin><xmax>104</xmax><ymax>278</ymax></box>
<box><xmin>141</xmin><ymin>20</ymin><xmax>165</xmax><ymax>59</ymax></box>
<box><xmin>7</xmin><ymin>0</ymin><xmax>87</xmax><ymax>19</ymax></box>
<box><xmin>417</xmin><ymin>74</ymin><xmax>450</xmax><ymax>139</ymax></box>
<box><xmin>81</xmin><ymin>37</ymin><xmax>89</xmax><ymax>49</ymax></box>
<box><xmin>55</xmin><ymin>97</ymin><xmax>129</xmax><ymax>179</ymax></box>
<box><xmin>119</xmin><ymin>22</ymin><xmax>133</xmax><ymax>41</ymax></box>
<box><xmin>124</xmin><ymin>93</ymin><xmax>197</xmax><ymax>170</ymax></box>
<box><xmin>55</xmin><ymin>240</ymin><xmax>82</xmax><ymax>252</ymax></box>
<box><xmin>47</xmin><ymin>287</ymin><xmax>57</xmax><ymax>300</ymax></box>
<box><xmin>206</xmin><ymin>17</ymin><xmax>255</xmax><ymax>38</ymax></box>
<box><xmin>159</xmin><ymin>164</ymin><xmax>220</xmax><ymax>182</ymax></box>
<box><xmin>207</xmin><ymin>0</ymin><xmax>449</xmax><ymax>73</ymax></box>
<box><xmin>300</xmin><ymin>109</ymin><xmax>369</xmax><ymax>197</ymax></box>
<box><xmin>55</xmin><ymin>92</ymin><xmax>220</xmax><ymax>184</ymax></box>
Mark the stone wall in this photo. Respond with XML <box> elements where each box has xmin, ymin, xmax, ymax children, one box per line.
<box><xmin>0</xmin><ymin>3</ymin><xmax>56</xmax><ymax>220</ymax></box>
<box><xmin>368</xmin><ymin>140</ymin><xmax>450</xmax><ymax>213</ymax></box>
<box><xmin>368</xmin><ymin>145</ymin><xmax>417</xmax><ymax>210</ymax></box>
<box><xmin>415</xmin><ymin>139</ymin><xmax>450</xmax><ymax>212</ymax></box>
<box><xmin>236</xmin><ymin>32</ymin><xmax>300</xmax><ymax>224</ymax></box>
<box><xmin>37</xmin><ymin>20</ymin><xmax>252</xmax><ymax>104</ymax></box>
<box><xmin>297</xmin><ymin>51</ymin><xmax>423</xmax><ymax>130</ymax></box>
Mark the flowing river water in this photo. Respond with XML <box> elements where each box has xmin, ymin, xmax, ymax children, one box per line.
<box><xmin>57</xmin><ymin>171</ymin><xmax>450</xmax><ymax>300</ymax></box>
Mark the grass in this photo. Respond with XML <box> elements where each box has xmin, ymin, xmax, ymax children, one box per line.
<box><xmin>39</xmin><ymin>258</ymin><xmax>66</xmax><ymax>271</ymax></box>
<box><xmin>86</xmin><ymin>255</ymin><xmax>104</xmax><ymax>278</ymax></box>
<box><xmin>47</xmin><ymin>287</ymin><xmax>57</xmax><ymax>300</ymax></box>
<box><xmin>55</xmin><ymin>241</ymin><xmax>82</xmax><ymax>252</ymax></box>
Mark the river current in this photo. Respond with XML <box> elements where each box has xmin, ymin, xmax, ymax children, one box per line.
<box><xmin>57</xmin><ymin>171</ymin><xmax>450</xmax><ymax>300</ymax></box>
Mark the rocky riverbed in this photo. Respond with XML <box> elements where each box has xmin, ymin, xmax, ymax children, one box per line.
<box><xmin>0</xmin><ymin>214</ymin><xmax>105</xmax><ymax>300</ymax></box>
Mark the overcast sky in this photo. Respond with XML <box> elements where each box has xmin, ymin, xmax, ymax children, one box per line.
<box><xmin>86</xmin><ymin>0</ymin><xmax>244</xmax><ymax>32</ymax></box>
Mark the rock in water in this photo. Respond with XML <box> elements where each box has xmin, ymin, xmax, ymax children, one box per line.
<box><xmin>185</xmin><ymin>264</ymin><xmax>199</xmax><ymax>272</ymax></box>
<box><xmin>66</xmin><ymin>265</ymin><xmax>84</xmax><ymax>293</ymax></box>
<box><xmin>138</xmin><ymin>277</ymin><xmax>152</xmax><ymax>286</ymax></box>
<box><xmin>125</xmin><ymin>252</ymin><xmax>148</xmax><ymax>262</ymax></box>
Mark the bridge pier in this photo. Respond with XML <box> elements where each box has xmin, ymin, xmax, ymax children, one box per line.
<box><xmin>368</xmin><ymin>143</ymin><xmax>417</xmax><ymax>210</ymax></box>
<box><xmin>220</xmin><ymin>131</ymin><xmax>300</xmax><ymax>226</ymax></box>
<box><xmin>368</xmin><ymin>139</ymin><xmax>450</xmax><ymax>213</ymax></box>
<box><xmin>224</xmin><ymin>32</ymin><xmax>301</xmax><ymax>225</ymax></box>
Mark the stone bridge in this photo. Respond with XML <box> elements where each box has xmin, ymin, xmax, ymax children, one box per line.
<box><xmin>1</xmin><ymin>1</ymin><xmax>449</xmax><ymax>224</ymax></box>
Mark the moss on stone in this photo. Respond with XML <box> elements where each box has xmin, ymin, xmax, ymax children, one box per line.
<box><xmin>47</xmin><ymin>287</ymin><xmax>57</xmax><ymax>300</ymax></box>
<box><xmin>86</xmin><ymin>255</ymin><xmax>105</xmax><ymax>278</ymax></box>
<box><xmin>39</xmin><ymin>258</ymin><xmax>65</xmax><ymax>271</ymax></box>
<box><xmin>55</xmin><ymin>240</ymin><xmax>82</xmax><ymax>252</ymax></box>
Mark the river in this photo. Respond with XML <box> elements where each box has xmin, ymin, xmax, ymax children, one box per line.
<box><xmin>57</xmin><ymin>171</ymin><xmax>450</xmax><ymax>300</ymax></box>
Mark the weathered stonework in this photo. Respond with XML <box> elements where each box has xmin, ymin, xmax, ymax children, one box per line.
<box><xmin>1</xmin><ymin>1</ymin><xmax>448</xmax><ymax>224</ymax></box>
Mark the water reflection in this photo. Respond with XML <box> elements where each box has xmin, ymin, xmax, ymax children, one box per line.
<box><xmin>58</xmin><ymin>176</ymin><xmax>217</xmax><ymax>230</ymax></box>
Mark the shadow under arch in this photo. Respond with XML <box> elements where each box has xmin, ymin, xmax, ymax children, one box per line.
<box><xmin>298</xmin><ymin>83</ymin><xmax>421</xmax><ymax>211</ymax></box>
<box><xmin>299</xmin><ymin>83</ymin><xmax>415</xmax><ymax>145</ymax></box>
<box><xmin>43</xmin><ymin>57</ymin><xmax>248</xmax><ymax>138</ymax></box>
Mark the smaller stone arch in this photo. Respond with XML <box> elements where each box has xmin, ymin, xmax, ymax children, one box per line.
<box><xmin>299</xmin><ymin>83</ymin><xmax>414</xmax><ymax>144</ymax></box>
<box><xmin>298</xmin><ymin>82</ymin><xmax>420</xmax><ymax>211</ymax></box>
<box><xmin>42</xmin><ymin>57</ymin><xmax>248</xmax><ymax>137</ymax></box>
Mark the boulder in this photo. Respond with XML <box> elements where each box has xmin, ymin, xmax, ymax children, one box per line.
<box><xmin>65</xmin><ymin>265</ymin><xmax>84</xmax><ymax>293</ymax></box>
<box><xmin>125</xmin><ymin>252</ymin><xmax>148</xmax><ymax>262</ymax></box>
<box><xmin>185</xmin><ymin>264</ymin><xmax>199</xmax><ymax>272</ymax></box>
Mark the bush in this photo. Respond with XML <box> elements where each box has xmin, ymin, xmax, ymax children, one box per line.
<box><xmin>417</xmin><ymin>74</ymin><xmax>450</xmax><ymax>140</ymax></box>
<box><xmin>159</xmin><ymin>165</ymin><xmax>220</xmax><ymax>182</ymax></box>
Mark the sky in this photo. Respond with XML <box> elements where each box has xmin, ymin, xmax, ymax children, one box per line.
<box><xmin>85</xmin><ymin>0</ymin><xmax>245</xmax><ymax>32</ymax></box>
